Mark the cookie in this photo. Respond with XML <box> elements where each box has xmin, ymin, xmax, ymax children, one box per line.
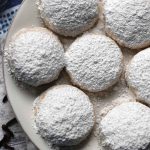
<box><xmin>103</xmin><ymin>0</ymin><xmax>150</xmax><ymax>49</ymax></box>
<box><xmin>33</xmin><ymin>85</ymin><xmax>95</xmax><ymax>146</ymax></box>
<box><xmin>65</xmin><ymin>34</ymin><xmax>123</xmax><ymax>92</ymax></box>
<box><xmin>5</xmin><ymin>27</ymin><xmax>65</xmax><ymax>86</ymax></box>
<box><xmin>126</xmin><ymin>48</ymin><xmax>150</xmax><ymax>106</ymax></box>
<box><xmin>37</xmin><ymin>0</ymin><xmax>99</xmax><ymax>37</ymax></box>
<box><xmin>100</xmin><ymin>102</ymin><xmax>150</xmax><ymax>150</ymax></box>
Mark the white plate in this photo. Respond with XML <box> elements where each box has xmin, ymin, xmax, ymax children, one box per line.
<box><xmin>3</xmin><ymin>0</ymin><xmax>100</xmax><ymax>149</ymax></box>
<box><xmin>3</xmin><ymin>0</ymin><xmax>136</xmax><ymax>149</ymax></box>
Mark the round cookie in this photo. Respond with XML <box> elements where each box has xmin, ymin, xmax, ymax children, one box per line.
<box><xmin>103</xmin><ymin>0</ymin><xmax>150</xmax><ymax>49</ymax></box>
<box><xmin>100</xmin><ymin>102</ymin><xmax>150</xmax><ymax>150</ymax></box>
<box><xmin>37</xmin><ymin>0</ymin><xmax>99</xmax><ymax>37</ymax></box>
<box><xmin>65</xmin><ymin>34</ymin><xmax>123</xmax><ymax>92</ymax></box>
<box><xmin>5</xmin><ymin>27</ymin><xmax>65</xmax><ymax>87</ymax></box>
<box><xmin>126</xmin><ymin>48</ymin><xmax>150</xmax><ymax>106</ymax></box>
<box><xmin>33</xmin><ymin>85</ymin><xmax>95</xmax><ymax>146</ymax></box>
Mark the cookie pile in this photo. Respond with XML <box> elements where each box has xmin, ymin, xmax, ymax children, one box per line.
<box><xmin>5</xmin><ymin>0</ymin><xmax>150</xmax><ymax>149</ymax></box>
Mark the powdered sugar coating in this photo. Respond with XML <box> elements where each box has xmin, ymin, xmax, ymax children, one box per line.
<box><xmin>5</xmin><ymin>27</ymin><xmax>65</xmax><ymax>87</ymax></box>
<box><xmin>37</xmin><ymin>0</ymin><xmax>99</xmax><ymax>37</ymax></box>
<box><xmin>103</xmin><ymin>0</ymin><xmax>150</xmax><ymax>49</ymax></box>
<box><xmin>33</xmin><ymin>85</ymin><xmax>95</xmax><ymax>146</ymax></box>
<box><xmin>65</xmin><ymin>34</ymin><xmax>123</xmax><ymax>92</ymax></box>
<box><xmin>126</xmin><ymin>48</ymin><xmax>150</xmax><ymax>106</ymax></box>
<box><xmin>100</xmin><ymin>102</ymin><xmax>150</xmax><ymax>150</ymax></box>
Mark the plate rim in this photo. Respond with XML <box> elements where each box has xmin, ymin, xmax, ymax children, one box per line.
<box><xmin>2</xmin><ymin>0</ymin><xmax>41</xmax><ymax>149</ymax></box>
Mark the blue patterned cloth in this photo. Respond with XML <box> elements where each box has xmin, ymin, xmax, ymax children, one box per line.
<box><xmin>0</xmin><ymin>0</ymin><xmax>22</xmax><ymax>38</ymax></box>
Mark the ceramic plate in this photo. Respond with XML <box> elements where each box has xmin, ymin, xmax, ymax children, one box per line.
<box><xmin>3</xmin><ymin>0</ymin><xmax>100</xmax><ymax>149</ymax></box>
<box><xmin>3</xmin><ymin>0</ymin><xmax>136</xmax><ymax>149</ymax></box>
